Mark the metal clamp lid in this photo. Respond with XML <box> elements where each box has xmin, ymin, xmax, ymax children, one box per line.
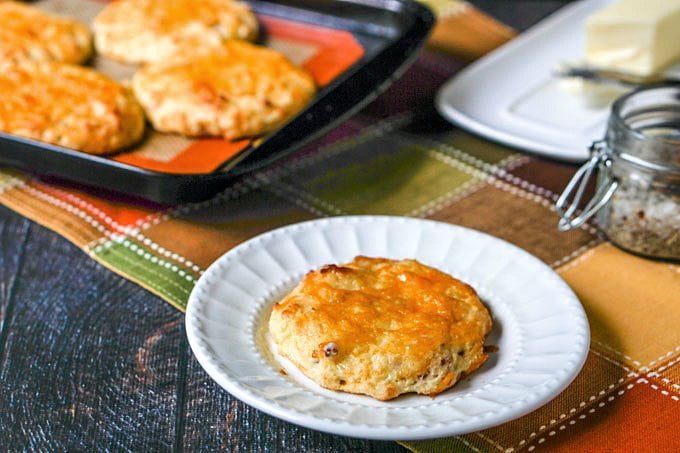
<box><xmin>556</xmin><ymin>140</ymin><xmax>619</xmax><ymax>231</ymax></box>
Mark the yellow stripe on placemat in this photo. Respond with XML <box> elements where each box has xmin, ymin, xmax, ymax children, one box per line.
<box><xmin>421</xmin><ymin>0</ymin><xmax>516</xmax><ymax>60</ymax></box>
<box><xmin>558</xmin><ymin>242</ymin><xmax>680</xmax><ymax>366</ymax></box>
<box><xmin>419</xmin><ymin>0</ymin><xmax>468</xmax><ymax>17</ymax></box>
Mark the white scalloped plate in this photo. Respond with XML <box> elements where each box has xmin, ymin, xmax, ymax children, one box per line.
<box><xmin>186</xmin><ymin>216</ymin><xmax>589</xmax><ymax>440</ymax></box>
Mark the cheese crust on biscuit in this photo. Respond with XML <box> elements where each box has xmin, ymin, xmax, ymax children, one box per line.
<box><xmin>0</xmin><ymin>2</ymin><xmax>92</xmax><ymax>64</ymax></box>
<box><xmin>132</xmin><ymin>41</ymin><xmax>316</xmax><ymax>140</ymax></box>
<box><xmin>0</xmin><ymin>62</ymin><xmax>145</xmax><ymax>154</ymax></box>
<box><xmin>93</xmin><ymin>0</ymin><xmax>258</xmax><ymax>64</ymax></box>
<box><xmin>269</xmin><ymin>256</ymin><xmax>493</xmax><ymax>401</ymax></box>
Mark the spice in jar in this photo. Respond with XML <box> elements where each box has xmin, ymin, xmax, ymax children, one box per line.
<box><xmin>605</xmin><ymin>176</ymin><xmax>680</xmax><ymax>258</ymax></box>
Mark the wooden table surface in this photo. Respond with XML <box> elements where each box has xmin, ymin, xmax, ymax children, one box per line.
<box><xmin>0</xmin><ymin>1</ymin><xmax>572</xmax><ymax>450</ymax></box>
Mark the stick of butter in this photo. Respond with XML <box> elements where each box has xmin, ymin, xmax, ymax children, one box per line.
<box><xmin>586</xmin><ymin>0</ymin><xmax>680</xmax><ymax>77</ymax></box>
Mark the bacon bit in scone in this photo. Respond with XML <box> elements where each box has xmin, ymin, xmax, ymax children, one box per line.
<box><xmin>324</xmin><ymin>342</ymin><xmax>338</xmax><ymax>357</ymax></box>
<box><xmin>319</xmin><ymin>264</ymin><xmax>352</xmax><ymax>275</ymax></box>
<box><xmin>318</xmin><ymin>265</ymin><xmax>336</xmax><ymax>274</ymax></box>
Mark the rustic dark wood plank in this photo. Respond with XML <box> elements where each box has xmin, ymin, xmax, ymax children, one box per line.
<box><xmin>469</xmin><ymin>0</ymin><xmax>574</xmax><ymax>32</ymax></box>
<box><xmin>0</xmin><ymin>210</ymin><xmax>184</xmax><ymax>450</ymax></box>
<box><xmin>0</xmin><ymin>205</ymin><xmax>30</xmax><ymax>359</ymax></box>
<box><xmin>181</xmin><ymin>350</ymin><xmax>400</xmax><ymax>452</ymax></box>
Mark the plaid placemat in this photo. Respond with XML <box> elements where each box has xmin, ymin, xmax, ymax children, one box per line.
<box><xmin>0</xmin><ymin>1</ymin><xmax>678</xmax><ymax>451</ymax></box>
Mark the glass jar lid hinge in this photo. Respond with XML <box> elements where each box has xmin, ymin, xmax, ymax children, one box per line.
<box><xmin>556</xmin><ymin>140</ymin><xmax>619</xmax><ymax>231</ymax></box>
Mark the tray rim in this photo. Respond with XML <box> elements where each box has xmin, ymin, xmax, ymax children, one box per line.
<box><xmin>0</xmin><ymin>0</ymin><xmax>435</xmax><ymax>203</ymax></box>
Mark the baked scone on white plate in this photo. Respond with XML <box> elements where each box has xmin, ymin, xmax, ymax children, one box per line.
<box><xmin>268</xmin><ymin>256</ymin><xmax>493</xmax><ymax>401</ymax></box>
<box><xmin>93</xmin><ymin>0</ymin><xmax>258</xmax><ymax>64</ymax></box>
<box><xmin>0</xmin><ymin>1</ymin><xmax>92</xmax><ymax>64</ymax></box>
<box><xmin>132</xmin><ymin>40</ymin><xmax>316</xmax><ymax>140</ymax></box>
<box><xmin>0</xmin><ymin>61</ymin><xmax>145</xmax><ymax>155</ymax></box>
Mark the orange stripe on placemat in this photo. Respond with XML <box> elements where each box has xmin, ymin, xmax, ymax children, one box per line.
<box><xmin>535</xmin><ymin>383</ymin><xmax>680</xmax><ymax>452</ymax></box>
<box><xmin>428</xmin><ymin>4</ymin><xmax>516</xmax><ymax>61</ymax></box>
<box><xmin>113</xmin><ymin>139</ymin><xmax>250</xmax><ymax>174</ymax></box>
<box><xmin>259</xmin><ymin>15</ymin><xmax>365</xmax><ymax>86</ymax></box>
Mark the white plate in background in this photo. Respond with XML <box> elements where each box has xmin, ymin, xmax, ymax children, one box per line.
<box><xmin>186</xmin><ymin>216</ymin><xmax>589</xmax><ymax>440</ymax></box>
<box><xmin>437</xmin><ymin>0</ymin><xmax>680</xmax><ymax>162</ymax></box>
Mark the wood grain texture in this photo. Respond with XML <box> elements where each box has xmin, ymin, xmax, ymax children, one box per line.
<box><xmin>181</xmin><ymin>351</ymin><xmax>399</xmax><ymax>452</ymax></box>
<box><xmin>0</xmin><ymin>206</ymin><xmax>30</xmax><ymax>362</ymax></box>
<box><xmin>469</xmin><ymin>1</ymin><xmax>572</xmax><ymax>32</ymax></box>
<box><xmin>0</xmin><ymin>208</ymin><xmax>182</xmax><ymax>450</ymax></box>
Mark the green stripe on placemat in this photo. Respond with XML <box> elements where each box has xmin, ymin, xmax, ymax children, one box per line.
<box><xmin>92</xmin><ymin>239</ymin><xmax>197</xmax><ymax>311</ymax></box>
<box><xmin>279</xmin><ymin>141</ymin><xmax>483</xmax><ymax>215</ymax></box>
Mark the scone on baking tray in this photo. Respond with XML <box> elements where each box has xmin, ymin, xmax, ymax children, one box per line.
<box><xmin>268</xmin><ymin>256</ymin><xmax>493</xmax><ymax>401</ymax></box>
<box><xmin>0</xmin><ymin>62</ymin><xmax>145</xmax><ymax>155</ymax></box>
<box><xmin>132</xmin><ymin>40</ymin><xmax>316</xmax><ymax>140</ymax></box>
<box><xmin>0</xmin><ymin>1</ymin><xmax>92</xmax><ymax>64</ymax></box>
<box><xmin>93</xmin><ymin>0</ymin><xmax>258</xmax><ymax>64</ymax></box>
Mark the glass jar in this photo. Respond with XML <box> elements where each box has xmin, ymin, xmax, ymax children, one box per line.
<box><xmin>556</xmin><ymin>85</ymin><xmax>680</xmax><ymax>260</ymax></box>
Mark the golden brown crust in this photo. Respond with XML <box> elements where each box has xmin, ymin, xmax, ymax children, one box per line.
<box><xmin>0</xmin><ymin>61</ymin><xmax>145</xmax><ymax>154</ymax></box>
<box><xmin>132</xmin><ymin>41</ymin><xmax>316</xmax><ymax>140</ymax></box>
<box><xmin>0</xmin><ymin>1</ymin><xmax>92</xmax><ymax>64</ymax></box>
<box><xmin>269</xmin><ymin>256</ymin><xmax>493</xmax><ymax>401</ymax></box>
<box><xmin>93</xmin><ymin>0</ymin><xmax>258</xmax><ymax>64</ymax></box>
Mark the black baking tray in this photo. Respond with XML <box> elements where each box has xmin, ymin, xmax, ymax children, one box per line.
<box><xmin>0</xmin><ymin>0</ymin><xmax>434</xmax><ymax>204</ymax></box>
